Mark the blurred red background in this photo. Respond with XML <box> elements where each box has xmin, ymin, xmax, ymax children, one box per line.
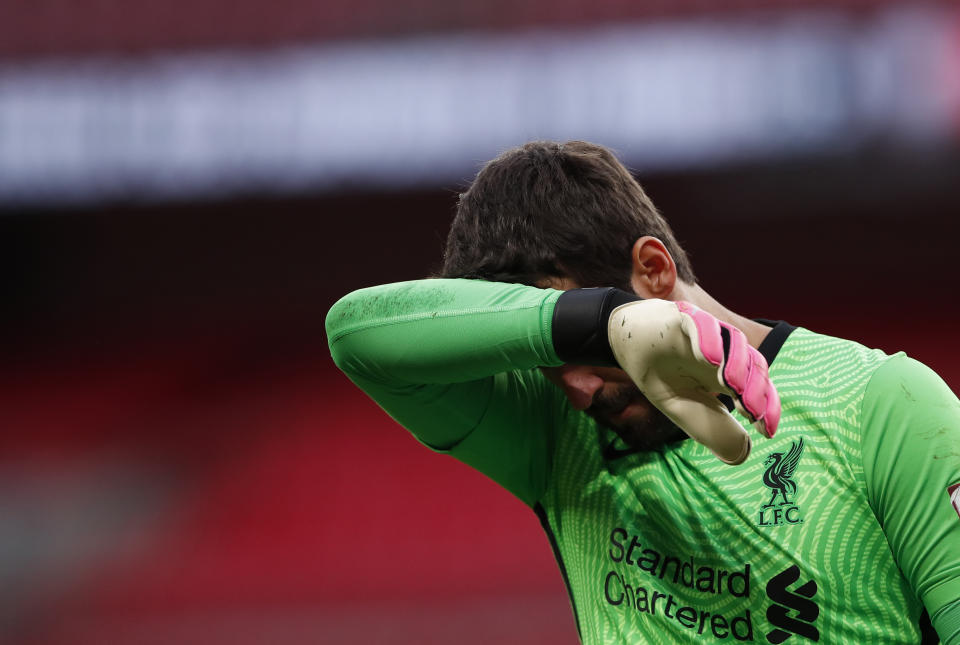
<box><xmin>2</xmin><ymin>1</ymin><xmax>959</xmax><ymax>643</ymax></box>
<box><xmin>3</xmin><ymin>172</ymin><xmax>959</xmax><ymax>644</ymax></box>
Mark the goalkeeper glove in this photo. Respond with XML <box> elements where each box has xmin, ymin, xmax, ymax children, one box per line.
<box><xmin>552</xmin><ymin>289</ymin><xmax>780</xmax><ymax>464</ymax></box>
<box><xmin>607</xmin><ymin>299</ymin><xmax>779</xmax><ymax>464</ymax></box>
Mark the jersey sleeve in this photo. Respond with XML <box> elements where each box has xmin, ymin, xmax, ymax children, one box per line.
<box><xmin>861</xmin><ymin>355</ymin><xmax>960</xmax><ymax>643</ymax></box>
<box><xmin>325</xmin><ymin>278</ymin><xmax>567</xmax><ymax>507</ymax></box>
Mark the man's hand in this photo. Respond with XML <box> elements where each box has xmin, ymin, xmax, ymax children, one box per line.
<box><xmin>607</xmin><ymin>299</ymin><xmax>780</xmax><ymax>465</ymax></box>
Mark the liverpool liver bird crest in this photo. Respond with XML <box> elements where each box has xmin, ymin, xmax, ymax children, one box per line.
<box><xmin>762</xmin><ymin>438</ymin><xmax>804</xmax><ymax>508</ymax></box>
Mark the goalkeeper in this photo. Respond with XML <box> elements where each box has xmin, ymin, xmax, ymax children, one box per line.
<box><xmin>326</xmin><ymin>141</ymin><xmax>960</xmax><ymax>644</ymax></box>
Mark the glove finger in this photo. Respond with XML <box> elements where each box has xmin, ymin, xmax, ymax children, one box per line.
<box><xmin>676</xmin><ymin>302</ymin><xmax>725</xmax><ymax>369</ymax></box>
<box><xmin>659</xmin><ymin>390</ymin><xmax>752</xmax><ymax>465</ymax></box>
<box><xmin>732</xmin><ymin>373</ymin><xmax>779</xmax><ymax>438</ymax></box>
<box><xmin>722</xmin><ymin>322</ymin><xmax>779</xmax><ymax>438</ymax></box>
<box><xmin>718</xmin><ymin>322</ymin><xmax>751</xmax><ymax>397</ymax></box>
<box><xmin>763</xmin><ymin>380</ymin><xmax>781</xmax><ymax>437</ymax></box>
<box><xmin>743</xmin><ymin>350</ymin><xmax>773</xmax><ymax>431</ymax></box>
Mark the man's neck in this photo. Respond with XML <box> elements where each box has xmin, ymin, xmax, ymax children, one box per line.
<box><xmin>671</xmin><ymin>283</ymin><xmax>772</xmax><ymax>350</ymax></box>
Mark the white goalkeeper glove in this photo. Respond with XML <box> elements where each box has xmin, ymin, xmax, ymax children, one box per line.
<box><xmin>607</xmin><ymin>299</ymin><xmax>780</xmax><ymax>465</ymax></box>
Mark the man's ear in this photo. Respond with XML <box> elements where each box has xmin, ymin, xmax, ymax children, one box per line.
<box><xmin>629</xmin><ymin>236</ymin><xmax>678</xmax><ymax>299</ymax></box>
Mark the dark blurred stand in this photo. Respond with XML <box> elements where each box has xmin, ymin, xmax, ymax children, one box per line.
<box><xmin>4</xmin><ymin>149</ymin><xmax>958</xmax><ymax>374</ymax></box>
<box><xmin>1</xmin><ymin>148</ymin><xmax>958</xmax><ymax>645</ymax></box>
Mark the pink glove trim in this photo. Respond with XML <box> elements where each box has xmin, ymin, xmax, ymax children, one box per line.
<box><xmin>676</xmin><ymin>302</ymin><xmax>724</xmax><ymax>366</ymax></box>
<box><xmin>719</xmin><ymin>321</ymin><xmax>750</xmax><ymax>394</ymax></box>
<box><xmin>764</xmin><ymin>382</ymin><xmax>782</xmax><ymax>437</ymax></box>
<box><xmin>676</xmin><ymin>301</ymin><xmax>779</xmax><ymax>438</ymax></box>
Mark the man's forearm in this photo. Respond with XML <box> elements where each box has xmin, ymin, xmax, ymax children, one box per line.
<box><xmin>326</xmin><ymin>278</ymin><xmax>568</xmax><ymax>464</ymax></box>
<box><xmin>326</xmin><ymin>278</ymin><xmax>564</xmax><ymax>387</ymax></box>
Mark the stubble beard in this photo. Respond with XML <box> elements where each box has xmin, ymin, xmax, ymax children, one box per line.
<box><xmin>585</xmin><ymin>382</ymin><xmax>687</xmax><ymax>452</ymax></box>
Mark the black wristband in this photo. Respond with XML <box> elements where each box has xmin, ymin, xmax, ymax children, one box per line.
<box><xmin>551</xmin><ymin>288</ymin><xmax>641</xmax><ymax>366</ymax></box>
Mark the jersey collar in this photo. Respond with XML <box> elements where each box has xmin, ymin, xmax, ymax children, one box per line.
<box><xmin>754</xmin><ymin>320</ymin><xmax>796</xmax><ymax>366</ymax></box>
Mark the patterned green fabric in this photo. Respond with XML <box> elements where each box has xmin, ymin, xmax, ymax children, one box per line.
<box><xmin>327</xmin><ymin>279</ymin><xmax>960</xmax><ymax>644</ymax></box>
<box><xmin>538</xmin><ymin>330</ymin><xmax>942</xmax><ymax>643</ymax></box>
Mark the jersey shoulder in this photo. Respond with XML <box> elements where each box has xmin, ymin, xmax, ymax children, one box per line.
<box><xmin>772</xmin><ymin>326</ymin><xmax>900</xmax><ymax>401</ymax></box>
<box><xmin>766</xmin><ymin>327</ymin><xmax>902</xmax><ymax>488</ymax></box>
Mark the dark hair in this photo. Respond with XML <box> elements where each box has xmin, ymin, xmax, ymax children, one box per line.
<box><xmin>441</xmin><ymin>140</ymin><xmax>695</xmax><ymax>289</ymax></box>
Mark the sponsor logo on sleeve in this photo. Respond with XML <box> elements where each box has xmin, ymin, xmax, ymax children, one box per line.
<box><xmin>948</xmin><ymin>483</ymin><xmax>960</xmax><ymax>520</ymax></box>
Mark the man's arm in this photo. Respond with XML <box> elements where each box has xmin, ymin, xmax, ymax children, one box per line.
<box><xmin>861</xmin><ymin>355</ymin><xmax>960</xmax><ymax>643</ymax></box>
<box><xmin>328</xmin><ymin>279</ymin><xmax>780</xmax><ymax>490</ymax></box>
<box><xmin>326</xmin><ymin>278</ymin><xmax>566</xmax><ymax>506</ymax></box>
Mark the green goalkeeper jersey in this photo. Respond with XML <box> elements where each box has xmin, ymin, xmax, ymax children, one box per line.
<box><xmin>327</xmin><ymin>278</ymin><xmax>960</xmax><ymax>644</ymax></box>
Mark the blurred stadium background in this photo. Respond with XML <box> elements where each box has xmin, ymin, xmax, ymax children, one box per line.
<box><xmin>2</xmin><ymin>1</ymin><xmax>959</xmax><ymax>643</ymax></box>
